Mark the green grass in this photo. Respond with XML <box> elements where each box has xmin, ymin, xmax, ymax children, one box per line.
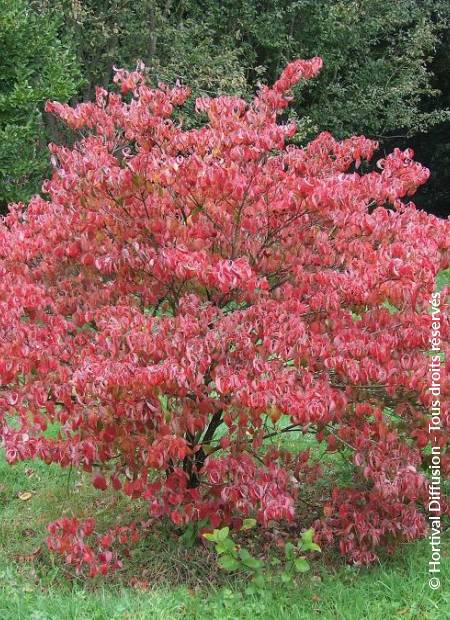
<box><xmin>436</xmin><ymin>267</ymin><xmax>450</xmax><ymax>291</ymax></box>
<box><xmin>0</xmin><ymin>453</ymin><xmax>448</xmax><ymax>620</ymax></box>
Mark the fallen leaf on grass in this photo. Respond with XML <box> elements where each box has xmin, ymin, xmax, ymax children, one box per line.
<box><xmin>17</xmin><ymin>491</ymin><xmax>34</xmax><ymax>501</ymax></box>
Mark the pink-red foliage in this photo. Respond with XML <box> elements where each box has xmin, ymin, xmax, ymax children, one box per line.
<box><xmin>0</xmin><ymin>58</ymin><xmax>449</xmax><ymax>572</ymax></box>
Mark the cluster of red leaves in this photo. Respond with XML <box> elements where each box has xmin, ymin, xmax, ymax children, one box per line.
<box><xmin>316</xmin><ymin>488</ymin><xmax>428</xmax><ymax>565</ymax></box>
<box><xmin>47</xmin><ymin>517</ymin><xmax>139</xmax><ymax>577</ymax></box>
<box><xmin>0</xmin><ymin>57</ymin><xmax>449</xmax><ymax>572</ymax></box>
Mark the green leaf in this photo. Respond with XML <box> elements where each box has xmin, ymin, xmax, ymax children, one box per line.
<box><xmin>294</xmin><ymin>557</ymin><xmax>310</xmax><ymax>573</ymax></box>
<box><xmin>299</xmin><ymin>529</ymin><xmax>321</xmax><ymax>552</ymax></box>
<box><xmin>216</xmin><ymin>527</ymin><xmax>230</xmax><ymax>542</ymax></box>
<box><xmin>242</xmin><ymin>518</ymin><xmax>257</xmax><ymax>531</ymax></box>
<box><xmin>301</xmin><ymin>528</ymin><xmax>314</xmax><ymax>545</ymax></box>
<box><xmin>284</xmin><ymin>542</ymin><xmax>296</xmax><ymax>560</ymax></box>
<box><xmin>204</xmin><ymin>526</ymin><xmax>230</xmax><ymax>543</ymax></box>
<box><xmin>218</xmin><ymin>555</ymin><xmax>240</xmax><ymax>571</ymax></box>
<box><xmin>239</xmin><ymin>548</ymin><xmax>263</xmax><ymax>570</ymax></box>
<box><xmin>215</xmin><ymin>538</ymin><xmax>236</xmax><ymax>555</ymax></box>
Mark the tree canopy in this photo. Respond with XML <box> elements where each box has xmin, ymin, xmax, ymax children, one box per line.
<box><xmin>1</xmin><ymin>0</ymin><xmax>449</xmax><ymax>215</ymax></box>
<box><xmin>0</xmin><ymin>0</ymin><xmax>81</xmax><ymax>206</ymax></box>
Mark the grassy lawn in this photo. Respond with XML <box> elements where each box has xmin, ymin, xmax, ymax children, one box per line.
<box><xmin>0</xmin><ymin>451</ymin><xmax>448</xmax><ymax>620</ymax></box>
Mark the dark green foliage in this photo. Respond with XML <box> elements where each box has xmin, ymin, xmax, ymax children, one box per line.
<box><xmin>169</xmin><ymin>1</ymin><xmax>448</xmax><ymax>138</ymax></box>
<box><xmin>43</xmin><ymin>1</ymin><xmax>248</xmax><ymax>116</ymax></box>
<box><xmin>405</xmin><ymin>23</ymin><xmax>450</xmax><ymax>217</ymax></box>
<box><xmin>3</xmin><ymin>0</ymin><xmax>450</xmax><ymax>215</ymax></box>
<box><xmin>0</xmin><ymin>0</ymin><xmax>81</xmax><ymax>208</ymax></box>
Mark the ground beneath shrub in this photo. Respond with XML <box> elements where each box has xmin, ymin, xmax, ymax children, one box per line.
<box><xmin>0</xmin><ymin>452</ymin><xmax>448</xmax><ymax>619</ymax></box>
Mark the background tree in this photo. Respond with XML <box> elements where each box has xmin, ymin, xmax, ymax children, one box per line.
<box><xmin>39</xmin><ymin>1</ymin><xmax>248</xmax><ymax>105</ymax></box>
<box><xmin>230</xmin><ymin>0</ymin><xmax>448</xmax><ymax>138</ymax></box>
<box><xmin>5</xmin><ymin>0</ymin><xmax>450</xmax><ymax>215</ymax></box>
<box><xmin>0</xmin><ymin>0</ymin><xmax>81</xmax><ymax>209</ymax></box>
<box><xmin>175</xmin><ymin>0</ymin><xmax>450</xmax><ymax>214</ymax></box>
<box><xmin>397</xmin><ymin>21</ymin><xmax>450</xmax><ymax>217</ymax></box>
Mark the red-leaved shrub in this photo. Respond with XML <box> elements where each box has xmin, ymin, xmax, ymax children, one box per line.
<box><xmin>0</xmin><ymin>59</ymin><xmax>449</xmax><ymax>573</ymax></box>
